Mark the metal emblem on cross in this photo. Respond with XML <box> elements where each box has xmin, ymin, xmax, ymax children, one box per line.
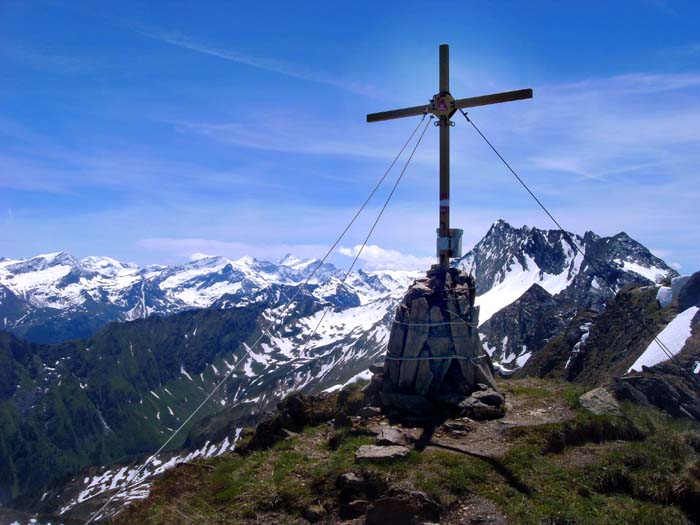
<box><xmin>366</xmin><ymin>44</ymin><xmax>533</xmax><ymax>269</ymax></box>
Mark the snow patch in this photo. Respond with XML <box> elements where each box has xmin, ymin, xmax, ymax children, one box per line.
<box><xmin>516</xmin><ymin>351</ymin><xmax>532</xmax><ymax>368</ymax></box>
<box><xmin>323</xmin><ymin>369</ymin><xmax>372</xmax><ymax>393</ymax></box>
<box><xmin>475</xmin><ymin>252</ymin><xmax>581</xmax><ymax>325</ymax></box>
<box><xmin>565</xmin><ymin>323</ymin><xmax>591</xmax><ymax>369</ymax></box>
<box><xmin>616</xmin><ymin>259</ymin><xmax>669</xmax><ymax>283</ymax></box>
<box><xmin>627</xmin><ymin>307</ymin><xmax>699</xmax><ymax>372</ymax></box>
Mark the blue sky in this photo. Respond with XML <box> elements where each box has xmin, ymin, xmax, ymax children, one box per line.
<box><xmin>1</xmin><ymin>1</ymin><xmax>699</xmax><ymax>271</ymax></box>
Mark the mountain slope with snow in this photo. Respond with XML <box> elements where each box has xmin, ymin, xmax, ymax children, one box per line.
<box><xmin>628</xmin><ymin>306</ymin><xmax>699</xmax><ymax>372</ymax></box>
<box><xmin>520</xmin><ymin>271</ymin><xmax>700</xmax><ymax>389</ymax></box>
<box><xmin>0</xmin><ymin>252</ymin><xmax>390</xmax><ymax>343</ymax></box>
<box><xmin>458</xmin><ymin>220</ymin><xmax>677</xmax><ymax>371</ymax></box>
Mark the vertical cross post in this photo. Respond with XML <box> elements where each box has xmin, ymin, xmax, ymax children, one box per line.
<box><xmin>438</xmin><ymin>44</ymin><xmax>450</xmax><ymax>269</ymax></box>
<box><xmin>365</xmin><ymin>45</ymin><xmax>532</xmax><ymax>271</ymax></box>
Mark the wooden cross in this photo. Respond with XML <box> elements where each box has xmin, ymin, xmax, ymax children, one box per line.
<box><xmin>367</xmin><ymin>44</ymin><xmax>533</xmax><ymax>269</ymax></box>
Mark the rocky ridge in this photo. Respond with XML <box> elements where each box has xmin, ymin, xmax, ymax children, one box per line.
<box><xmin>460</xmin><ymin>220</ymin><xmax>677</xmax><ymax>373</ymax></box>
<box><xmin>110</xmin><ymin>379</ymin><xmax>700</xmax><ymax>525</ymax></box>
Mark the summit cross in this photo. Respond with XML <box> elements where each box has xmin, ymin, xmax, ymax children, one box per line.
<box><xmin>367</xmin><ymin>44</ymin><xmax>533</xmax><ymax>269</ymax></box>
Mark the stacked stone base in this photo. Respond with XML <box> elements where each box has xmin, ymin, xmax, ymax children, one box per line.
<box><xmin>366</xmin><ymin>266</ymin><xmax>505</xmax><ymax>421</ymax></box>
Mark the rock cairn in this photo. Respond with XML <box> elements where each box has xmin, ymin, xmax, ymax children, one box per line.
<box><xmin>366</xmin><ymin>265</ymin><xmax>505</xmax><ymax>420</ymax></box>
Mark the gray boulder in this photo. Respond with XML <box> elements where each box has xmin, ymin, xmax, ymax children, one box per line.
<box><xmin>579</xmin><ymin>387</ymin><xmax>622</xmax><ymax>416</ymax></box>
<box><xmin>355</xmin><ymin>445</ymin><xmax>410</xmax><ymax>464</ymax></box>
<box><xmin>336</xmin><ymin>471</ymin><xmax>385</xmax><ymax>502</ymax></box>
<box><xmin>436</xmin><ymin>392</ymin><xmax>506</xmax><ymax>420</ymax></box>
<box><xmin>376</xmin><ymin>426</ymin><xmax>409</xmax><ymax>446</ymax></box>
<box><xmin>471</xmin><ymin>387</ymin><xmax>506</xmax><ymax>407</ymax></box>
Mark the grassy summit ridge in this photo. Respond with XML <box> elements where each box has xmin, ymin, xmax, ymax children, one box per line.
<box><xmin>114</xmin><ymin>379</ymin><xmax>700</xmax><ymax>525</ymax></box>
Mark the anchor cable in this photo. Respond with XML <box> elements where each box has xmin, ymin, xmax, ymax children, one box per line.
<box><xmin>84</xmin><ymin>114</ymin><xmax>429</xmax><ymax>523</ymax></box>
<box><xmin>460</xmin><ymin>110</ymin><xmax>695</xmax><ymax>388</ymax></box>
<box><xmin>297</xmin><ymin>115</ymin><xmax>434</xmax><ymax>358</ymax></box>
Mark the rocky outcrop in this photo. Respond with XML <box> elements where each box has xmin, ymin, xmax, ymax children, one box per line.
<box><xmin>239</xmin><ymin>392</ymin><xmax>347</xmax><ymax>452</ymax></box>
<box><xmin>521</xmin><ymin>286</ymin><xmax>678</xmax><ymax>385</ymax></box>
<box><xmin>614</xmin><ymin>363</ymin><xmax>700</xmax><ymax>421</ymax></box>
<box><xmin>368</xmin><ymin>266</ymin><xmax>504</xmax><ymax>420</ymax></box>
<box><xmin>518</xmin><ymin>310</ymin><xmax>598</xmax><ymax>380</ymax></box>
<box><xmin>579</xmin><ymin>387</ymin><xmax>622</xmax><ymax>416</ymax></box>
<box><xmin>678</xmin><ymin>272</ymin><xmax>700</xmax><ymax>311</ymax></box>
<box><xmin>480</xmin><ymin>284</ymin><xmax>569</xmax><ymax>372</ymax></box>
<box><xmin>355</xmin><ymin>445</ymin><xmax>411</xmax><ymax>463</ymax></box>
<box><xmin>458</xmin><ymin>221</ymin><xmax>678</xmax><ymax>373</ymax></box>
<box><xmin>376</xmin><ymin>426</ymin><xmax>410</xmax><ymax>446</ymax></box>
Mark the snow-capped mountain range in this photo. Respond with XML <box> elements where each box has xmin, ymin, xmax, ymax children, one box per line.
<box><xmin>0</xmin><ymin>219</ymin><xmax>677</xmax><ymax>369</ymax></box>
<box><xmin>0</xmin><ymin>220</ymin><xmax>681</xmax><ymax>520</ymax></box>
<box><xmin>0</xmin><ymin>251</ymin><xmax>415</xmax><ymax>343</ymax></box>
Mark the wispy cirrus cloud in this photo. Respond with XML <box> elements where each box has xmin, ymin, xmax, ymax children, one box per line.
<box><xmin>170</xmin><ymin>117</ymin><xmax>387</xmax><ymax>159</ymax></box>
<box><xmin>0</xmin><ymin>116</ymin><xmax>285</xmax><ymax>196</ymax></box>
<box><xmin>166</xmin><ymin>114</ymin><xmax>436</xmax><ymax>163</ymax></box>
<box><xmin>478</xmin><ymin>72</ymin><xmax>700</xmax><ymax>184</ymax></box>
<box><xmin>133</xmin><ymin>27</ymin><xmax>377</xmax><ymax>98</ymax></box>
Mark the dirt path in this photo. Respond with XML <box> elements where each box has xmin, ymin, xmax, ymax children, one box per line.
<box><xmin>426</xmin><ymin>379</ymin><xmax>576</xmax><ymax>458</ymax></box>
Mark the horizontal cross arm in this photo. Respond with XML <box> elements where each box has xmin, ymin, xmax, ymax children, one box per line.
<box><xmin>366</xmin><ymin>104</ymin><xmax>429</xmax><ymax>123</ymax></box>
<box><xmin>453</xmin><ymin>88</ymin><xmax>532</xmax><ymax>110</ymax></box>
<box><xmin>366</xmin><ymin>88</ymin><xmax>532</xmax><ymax>123</ymax></box>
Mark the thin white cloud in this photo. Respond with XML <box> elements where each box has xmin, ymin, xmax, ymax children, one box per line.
<box><xmin>164</xmin><ymin>110</ymin><xmax>441</xmax><ymax>167</ymax></box>
<box><xmin>0</xmin><ymin>119</ymin><xmax>285</xmax><ymax>196</ymax></box>
<box><xmin>133</xmin><ymin>27</ymin><xmax>377</xmax><ymax>98</ymax></box>
<box><xmin>170</xmin><ymin>117</ymin><xmax>395</xmax><ymax>159</ymax></box>
<box><xmin>495</xmin><ymin>72</ymin><xmax>700</xmax><ymax>185</ymax></box>
<box><xmin>338</xmin><ymin>244</ymin><xmax>433</xmax><ymax>271</ymax></box>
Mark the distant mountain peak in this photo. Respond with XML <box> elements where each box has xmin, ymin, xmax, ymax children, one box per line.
<box><xmin>467</xmin><ymin>222</ymin><xmax>678</xmax><ymax>374</ymax></box>
<box><xmin>234</xmin><ymin>255</ymin><xmax>257</xmax><ymax>265</ymax></box>
<box><xmin>278</xmin><ymin>254</ymin><xmax>322</xmax><ymax>272</ymax></box>
<box><xmin>278</xmin><ymin>253</ymin><xmax>299</xmax><ymax>265</ymax></box>
<box><xmin>189</xmin><ymin>252</ymin><xmax>213</xmax><ymax>261</ymax></box>
<box><xmin>36</xmin><ymin>250</ymin><xmax>69</xmax><ymax>260</ymax></box>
